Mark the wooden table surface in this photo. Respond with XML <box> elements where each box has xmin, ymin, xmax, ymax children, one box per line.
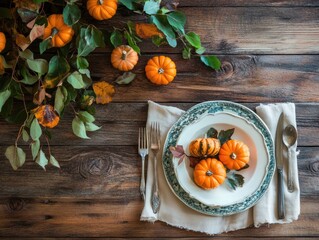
<box><xmin>1</xmin><ymin>0</ymin><xmax>319</xmax><ymax>238</ymax></box>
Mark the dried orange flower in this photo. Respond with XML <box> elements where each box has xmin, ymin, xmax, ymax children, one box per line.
<box><xmin>13</xmin><ymin>0</ymin><xmax>39</xmax><ymax>11</ymax></box>
<box><xmin>135</xmin><ymin>23</ymin><xmax>164</xmax><ymax>39</ymax></box>
<box><xmin>34</xmin><ymin>105</ymin><xmax>60</xmax><ymax>128</ymax></box>
<box><xmin>93</xmin><ymin>81</ymin><xmax>115</xmax><ymax>104</ymax></box>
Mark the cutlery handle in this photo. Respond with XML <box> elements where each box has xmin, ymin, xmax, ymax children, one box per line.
<box><xmin>287</xmin><ymin>148</ymin><xmax>294</xmax><ymax>192</ymax></box>
<box><xmin>151</xmin><ymin>155</ymin><xmax>160</xmax><ymax>214</ymax></box>
<box><xmin>140</xmin><ymin>156</ymin><xmax>146</xmax><ymax>201</ymax></box>
<box><xmin>277</xmin><ymin>169</ymin><xmax>285</xmax><ymax>219</ymax></box>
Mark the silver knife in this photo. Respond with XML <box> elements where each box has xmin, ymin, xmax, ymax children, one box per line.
<box><xmin>275</xmin><ymin>112</ymin><xmax>285</xmax><ymax>219</ymax></box>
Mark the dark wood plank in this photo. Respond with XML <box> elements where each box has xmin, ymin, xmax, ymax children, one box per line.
<box><xmin>93</xmin><ymin>7</ymin><xmax>319</xmax><ymax>54</ymax></box>
<box><xmin>0</xmin><ymin>146</ymin><xmax>317</xmax><ymax>197</ymax></box>
<box><xmin>0</xmin><ymin>196</ymin><xmax>318</xmax><ymax>237</ymax></box>
<box><xmin>0</xmin><ymin>103</ymin><xmax>318</xmax><ymax>147</ymax></box>
<box><xmin>178</xmin><ymin>0</ymin><xmax>319</xmax><ymax>7</ymax></box>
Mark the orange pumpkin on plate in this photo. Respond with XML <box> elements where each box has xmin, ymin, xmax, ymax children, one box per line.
<box><xmin>189</xmin><ymin>137</ymin><xmax>220</xmax><ymax>157</ymax></box>
<box><xmin>219</xmin><ymin>139</ymin><xmax>250</xmax><ymax>170</ymax></box>
<box><xmin>43</xmin><ymin>14</ymin><xmax>74</xmax><ymax>47</ymax></box>
<box><xmin>194</xmin><ymin>158</ymin><xmax>226</xmax><ymax>189</ymax></box>
<box><xmin>145</xmin><ymin>56</ymin><xmax>176</xmax><ymax>85</ymax></box>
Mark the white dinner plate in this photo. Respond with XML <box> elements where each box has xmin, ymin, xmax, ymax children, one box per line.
<box><xmin>162</xmin><ymin>101</ymin><xmax>275</xmax><ymax>216</ymax></box>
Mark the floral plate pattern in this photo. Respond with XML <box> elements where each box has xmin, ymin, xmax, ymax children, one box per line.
<box><xmin>162</xmin><ymin>101</ymin><xmax>276</xmax><ymax>216</ymax></box>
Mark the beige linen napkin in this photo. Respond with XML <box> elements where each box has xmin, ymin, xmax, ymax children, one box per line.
<box><xmin>140</xmin><ymin>101</ymin><xmax>300</xmax><ymax>235</ymax></box>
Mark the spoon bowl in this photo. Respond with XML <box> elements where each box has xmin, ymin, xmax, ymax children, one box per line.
<box><xmin>282</xmin><ymin>124</ymin><xmax>298</xmax><ymax>192</ymax></box>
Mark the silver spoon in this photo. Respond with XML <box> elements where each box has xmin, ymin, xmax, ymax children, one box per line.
<box><xmin>282</xmin><ymin>124</ymin><xmax>298</xmax><ymax>192</ymax></box>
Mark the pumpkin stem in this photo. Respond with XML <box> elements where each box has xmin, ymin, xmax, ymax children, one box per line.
<box><xmin>206</xmin><ymin>170</ymin><xmax>213</xmax><ymax>176</ymax></box>
<box><xmin>121</xmin><ymin>50</ymin><xmax>127</xmax><ymax>60</ymax></box>
<box><xmin>230</xmin><ymin>152</ymin><xmax>237</xmax><ymax>160</ymax></box>
<box><xmin>158</xmin><ymin>68</ymin><xmax>164</xmax><ymax>74</ymax></box>
<box><xmin>51</xmin><ymin>27</ymin><xmax>59</xmax><ymax>37</ymax></box>
<box><xmin>98</xmin><ymin>0</ymin><xmax>104</xmax><ymax>5</ymax></box>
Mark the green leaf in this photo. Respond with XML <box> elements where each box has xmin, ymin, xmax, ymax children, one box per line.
<box><xmin>195</xmin><ymin>46</ymin><xmax>206</xmax><ymax>55</ymax></box>
<box><xmin>167</xmin><ymin>11</ymin><xmax>186</xmax><ymax>34</ymax></box>
<box><xmin>31</xmin><ymin>139</ymin><xmax>40</xmax><ymax>160</ymax></box>
<box><xmin>0</xmin><ymin>89</ymin><xmax>11</xmax><ymax>112</ymax></box>
<box><xmin>166</xmin><ymin>36</ymin><xmax>177</xmax><ymax>48</ymax></box>
<box><xmin>20</xmin><ymin>66</ymin><xmax>38</xmax><ymax>85</ymax></box>
<box><xmin>30</xmin><ymin>118</ymin><xmax>42</xmax><ymax>140</ymax></box>
<box><xmin>77</xmin><ymin>26</ymin><xmax>105</xmax><ymax>57</ymax></box>
<box><xmin>54</xmin><ymin>86</ymin><xmax>68</xmax><ymax>115</ymax></box>
<box><xmin>39</xmin><ymin>38</ymin><xmax>51</xmax><ymax>54</ymax></box>
<box><xmin>115</xmin><ymin>72</ymin><xmax>136</xmax><ymax>85</ymax></box>
<box><xmin>185</xmin><ymin>32</ymin><xmax>201</xmax><ymax>49</ymax></box>
<box><xmin>124</xmin><ymin>31</ymin><xmax>140</xmax><ymax>54</ymax></box>
<box><xmin>150</xmin><ymin>15</ymin><xmax>175</xmax><ymax>39</ymax></box>
<box><xmin>35</xmin><ymin>150</ymin><xmax>48</xmax><ymax>170</ymax></box>
<box><xmin>110</xmin><ymin>30</ymin><xmax>123</xmax><ymax>48</ymax></box>
<box><xmin>150</xmin><ymin>15</ymin><xmax>176</xmax><ymax>47</ymax></box>
<box><xmin>85</xmin><ymin>122</ymin><xmax>101</xmax><ymax>132</ymax></box>
<box><xmin>182</xmin><ymin>46</ymin><xmax>191</xmax><ymax>59</ymax></box>
<box><xmin>5</xmin><ymin>146</ymin><xmax>26</xmax><ymax>170</ymax></box>
<box><xmin>22</xmin><ymin>129</ymin><xmax>30</xmax><ymax>142</ymax></box>
<box><xmin>144</xmin><ymin>0</ymin><xmax>160</xmax><ymax>15</ymax></box>
<box><xmin>44</xmin><ymin>55</ymin><xmax>70</xmax><ymax>88</ymax></box>
<box><xmin>67</xmin><ymin>71</ymin><xmax>85</xmax><ymax>89</ymax></box>
<box><xmin>26</xmin><ymin>59</ymin><xmax>48</xmax><ymax>75</ymax></box>
<box><xmin>226</xmin><ymin>172</ymin><xmax>245</xmax><ymax>190</ymax></box>
<box><xmin>119</xmin><ymin>0</ymin><xmax>135</xmax><ymax>10</ymax></box>
<box><xmin>63</xmin><ymin>3</ymin><xmax>81</xmax><ymax>26</ymax></box>
<box><xmin>19</xmin><ymin>49</ymin><xmax>34</xmax><ymax>60</ymax></box>
<box><xmin>64</xmin><ymin>82</ymin><xmax>77</xmax><ymax>103</ymax></box>
<box><xmin>79</xmin><ymin>68</ymin><xmax>91</xmax><ymax>78</ymax></box>
<box><xmin>218</xmin><ymin>128</ymin><xmax>235</xmax><ymax>145</ymax></box>
<box><xmin>49</xmin><ymin>155</ymin><xmax>60</xmax><ymax>168</ymax></box>
<box><xmin>76</xmin><ymin>56</ymin><xmax>89</xmax><ymax>69</ymax></box>
<box><xmin>78</xmin><ymin>111</ymin><xmax>95</xmax><ymax>123</ymax></box>
<box><xmin>200</xmin><ymin>55</ymin><xmax>221</xmax><ymax>70</ymax></box>
<box><xmin>207</xmin><ymin>127</ymin><xmax>218</xmax><ymax>138</ymax></box>
<box><xmin>72</xmin><ymin>116</ymin><xmax>90</xmax><ymax>139</ymax></box>
<box><xmin>17</xmin><ymin>8</ymin><xmax>37</xmax><ymax>23</ymax></box>
<box><xmin>152</xmin><ymin>35</ymin><xmax>165</xmax><ymax>47</ymax></box>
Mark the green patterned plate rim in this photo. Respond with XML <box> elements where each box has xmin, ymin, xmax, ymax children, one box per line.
<box><xmin>162</xmin><ymin>101</ymin><xmax>276</xmax><ymax>216</ymax></box>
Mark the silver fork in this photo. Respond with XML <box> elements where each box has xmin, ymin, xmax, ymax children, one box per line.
<box><xmin>150</xmin><ymin>122</ymin><xmax>161</xmax><ymax>214</ymax></box>
<box><xmin>138</xmin><ymin>127</ymin><xmax>148</xmax><ymax>201</ymax></box>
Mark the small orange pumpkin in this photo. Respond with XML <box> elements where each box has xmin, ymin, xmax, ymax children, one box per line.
<box><xmin>87</xmin><ymin>0</ymin><xmax>118</xmax><ymax>20</ymax></box>
<box><xmin>189</xmin><ymin>137</ymin><xmax>220</xmax><ymax>157</ymax></box>
<box><xmin>43</xmin><ymin>14</ymin><xmax>74</xmax><ymax>48</ymax></box>
<box><xmin>219</xmin><ymin>139</ymin><xmax>250</xmax><ymax>170</ymax></box>
<box><xmin>34</xmin><ymin>105</ymin><xmax>60</xmax><ymax>128</ymax></box>
<box><xmin>0</xmin><ymin>32</ymin><xmax>6</xmax><ymax>53</ymax></box>
<box><xmin>145</xmin><ymin>56</ymin><xmax>176</xmax><ymax>85</ymax></box>
<box><xmin>194</xmin><ymin>158</ymin><xmax>226</xmax><ymax>190</ymax></box>
<box><xmin>111</xmin><ymin>45</ymin><xmax>138</xmax><ymax>71</ymax></box>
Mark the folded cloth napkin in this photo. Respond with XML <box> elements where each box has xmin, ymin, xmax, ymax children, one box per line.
<box><xmin>141</xmin><ymin>101</ymin><xmax>300</xmax><ymax>235</ymax></box>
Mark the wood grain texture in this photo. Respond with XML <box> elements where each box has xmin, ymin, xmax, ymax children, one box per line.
<box><xmin>0</xmin><ymin>1</ymin><xmax>319</xmax><ymax>238</ymax></box>
<box><xmin>0</xmin><ymin>103</ymin><xmax>318</xmax><ymax>147</ymax></box>
<box><xmin>86</xmin><ymin>54</ymin><xmax>319</xmax><ymax>103</ymax></box>
<box><xmin>0</xmin><ymin>197</ymin><xmax>318</xmax><ymax>238</ymax></box>
<box><xmin>0</xmin><ymin>146</ymin><xmax>318</xmax><ymax>198</ymax></box>
<box><xmin>92</xmin><ymin>7</ymin><xmax>319</xmax><ymax>54</ymax></box>
<box><xmin>0</xmin><ymin>146</ymin><xmax>318</xmax><ymax>237</ymax></box>
<box><xmin>178</xmin><ymin>0</ymin><xmax>319</xmax><ymax>7</ymax></box>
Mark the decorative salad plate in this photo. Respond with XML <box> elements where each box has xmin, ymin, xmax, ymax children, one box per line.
<box><xmin>162</xmin><ymin>101</ymin><xmax>275</xmax><ymax>216</ymax></box>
